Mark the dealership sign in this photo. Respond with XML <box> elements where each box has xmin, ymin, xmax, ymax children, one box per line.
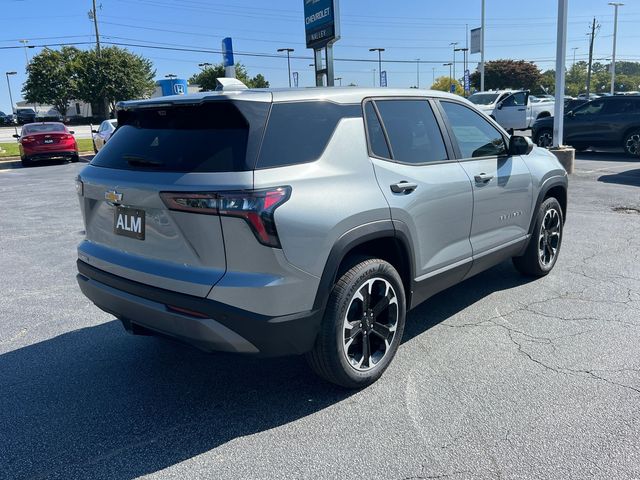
<box><xmin>304</xmin><ymin>0</ymin><xmax>340</xmax><ymax>49</ymax></box>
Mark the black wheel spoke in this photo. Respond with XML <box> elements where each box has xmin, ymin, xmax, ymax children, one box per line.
<box><xmin>361</xmin><ymin>333</ymin><xmax>371</xmax><ymax>368</ymax></box>
<box><xmin>372</xmin><ymin>295</ymin><xmax>390</xmax><ymax>318</ymax></box>
<box><xmin>372</xmin><ymin>322</ymin><xmax>392</xmax><ymax>341</ymax></box>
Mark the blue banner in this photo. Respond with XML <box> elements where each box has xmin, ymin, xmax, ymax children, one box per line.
<box><xmin>380</xmin><ymin>70</ymin><xmax>387</xmax><ymax>88</ymax></box>
<box><xmin>222</xmin><ymin>37</ymin><xmax>234</xmax><ymax>67</ymax></box>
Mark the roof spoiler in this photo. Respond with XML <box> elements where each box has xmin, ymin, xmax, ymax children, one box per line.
<box><xmin>215</xmin><ymin>78</ymin><xmax>248</xmax><ymax>91</ymax></box>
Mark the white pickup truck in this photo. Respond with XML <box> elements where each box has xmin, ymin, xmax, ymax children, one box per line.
<box><xmin>468</xmin><ymin>90</ymin><xmax>554</xmax><ymax>131</ymax></box>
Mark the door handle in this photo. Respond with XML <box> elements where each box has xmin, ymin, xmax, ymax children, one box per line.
<box><xmin>390</xmin><ymin>181</ymin><xmax>418</xmax><ymax>194</ymax></box>
<box><xmin>517</xmin><ymin>108</ymin><xmax>526</xmax><ymax>111</ymax></box>
<box><xmin>474</xmin><ymin>173</ymin><xmax>494</xmax><ymax>183</ymax></box>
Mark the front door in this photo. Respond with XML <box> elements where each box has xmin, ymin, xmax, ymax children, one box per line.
<box><xmin>438</xmin><ymin>100</ymin><xmax>534</xmax><ymax>258</ymax></box>
<box><xmin>363</xmin><ymin>99</ymin><xmax>474</xmax><ymax>299</ymax></box>
<box><xmin>493</xmin><ymin>91</ymin><xmax>529</xmax><ymax>130</ymax></box>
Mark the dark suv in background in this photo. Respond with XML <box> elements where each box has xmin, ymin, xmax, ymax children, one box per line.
<box><xmin>533</xmin><ymin>96</ymin><xmax>640</xmax><ymax>156</ymax></box>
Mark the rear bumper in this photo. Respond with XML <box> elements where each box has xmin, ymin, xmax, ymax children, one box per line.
<box><xmin>25</xmin><ymin>150</ymin><xmax>77</xmax><ymax>161</ymax></box>
<box><xmin>76</xmin><ymin>260</ymin><xmax>322</xmax><ymax>357</ymax></box>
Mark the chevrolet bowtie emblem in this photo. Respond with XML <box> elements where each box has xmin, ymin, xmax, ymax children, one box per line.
<box><xmin>105</xmin><ymin>190</ymin><xmax>123</xmax><ymax>203</ymax></box>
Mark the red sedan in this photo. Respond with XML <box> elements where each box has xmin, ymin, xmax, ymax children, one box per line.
<box><xmin>14</xmin><ymin>122</ymin><xmax>79</xmax><ymax>167</ymax></box>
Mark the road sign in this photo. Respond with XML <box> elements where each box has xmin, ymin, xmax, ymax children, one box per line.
<box><xmin>464</xmin><ymin>69</ymin><xmax>470</xmax><ymax>92</ymax></box>
<box><xmin>304</xmin><ymin>0</ymin><xmax>340</xmax><ymax>49</ymax></box>
<box><xmin>293</xmin><ymin>72</ymin><xmax>299</xmax><ymax>87</ymax></box>
<box><xmin>380</xmin><ymin>70</ymin><xmax>387</xmax><ymax>87</ymax></box>
<box><xmin>470</xmin><ymin>28</ymin><xmax>482</xmax><ymax>54</ymax></box>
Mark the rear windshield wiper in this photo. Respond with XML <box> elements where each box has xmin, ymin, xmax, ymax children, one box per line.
<box><xmin>123</xmin><ymin>155</ymin><xmax>165</xmax><ymax>167</ymax></box>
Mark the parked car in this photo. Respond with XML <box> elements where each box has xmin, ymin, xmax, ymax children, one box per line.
<box><xmin>14</xmin><ymin>122</ymin><xmax>79</xmax><ymax>166</ymax></box>
<box><xmin>92</xmin><ymin>119</ymin><xmax>118</xmax><ymax>153</ymax></box>
<box><xmin>15</xmin><ymin>107</ymin><xmax>36</xmax><ymax>124</ymax></box>
<box><xmin>0</xmin><ymin>111</ymin><xmax>16</xmax><ymax>125</ymax></box>
<box><xmin>532</xmin><ymin>95</ymin><xmax>640</xmax><ymax>156</ymax></box>
<box><xmin>469</xmin><ymin>90</ymin><xmax>554</xmax><ymax>131</ymax></box>
<box><xmin>75</xmin><ymin>86</ymin><xmax>567</xmax><ymax>388</ymax></box>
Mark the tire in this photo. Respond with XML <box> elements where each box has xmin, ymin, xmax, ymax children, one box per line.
<box><xmin>70</xmin><ymin>154</ymin><xmax>80</xmax><ymax>163</ymax></box>
<box><xmin>572</xmin><ymin>144</ymin><xmax>588</xmax><ymax>152</ymax></box>
<box><xmin>623</xmin><ymin>130</ymin><xmax>640</xmax><ymax>157</ymax></box>
<box><xmin>306</xmin><ymin>258</ymin><xmax>406</xmax><ymax>389</ymax></box>
<box><xmin>20</xmin><ymin>156</ymin><xmax>31</xmax><ymax>167</ymax></box>
<box><xmin>534</xmin><ymin>128</ymin><xmax>553</xmax><ymax>148</ymax></box>
<box><xmin>513</xmin><ymin>197</ymin><xmax>564</xmax><ymax>277</ymax></box>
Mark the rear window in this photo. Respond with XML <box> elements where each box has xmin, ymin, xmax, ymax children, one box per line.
<box><xmin>91</xmin><ymin>101</ymin><xmax>268</xmax><ymax>172</ymax></box>
<box><xmin>23</xmin><ymin>123</ymin><xmax>66</xmax><ymax>134</ymax></box>
<box><xmin>256</xmin><ymin>102</ymin><xmax>361</xmax><ymax>169</ymax></box>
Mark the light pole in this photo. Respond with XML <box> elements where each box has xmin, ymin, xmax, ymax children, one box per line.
<box><xmin>369</xmin><ymin>48</ymin><xmax>385</xmax><ymax>87</ymax></box>
<box><xmin>19</xmin><ymin>39</ymin><xmax>30</xmax><ymax>66</ymax></box>
<box><xmin>455</xmin><ymin>47</ymin><xmax>469</xmax><ymax>95</ymax></box>
<box><xmin>6</xmin><ymin>71</ymin><xmax>18</xmax><ymax>137</ymax></box>
<box><xmin>450</xmin><ymin>42</ymin><xmax>459</xmax><ymax>91</ymax></box>
<box><xmin>443</xmin><ymin>63</ymin><xmax>453</xmax><ymax>91</ymax></box>
<box><xmin>334</xmin><ymin>77</ymin><xmax>342</xmax><ymax>86</ymax></box>
<box><xmin>571</xmin><ymin>47</ymin><xmax>579</xmax><ymax>67</ymax></box>
<box><xmin>609</xmin><ymin>2</ymin><xmax>623</xmax><ymax>95</ymax></box>
<box><xmin>480</xmin><ymin>0</ymin><xmax>486</xmax><ymax>91</ymax></box>
<box><xmin>277</xmin><ymin>48</ymin><xmax>294</xmax><ymax>88</ymax></box>
<box><xmin>372</xmin><ymin>69</ymin><xmax>376</xmax><ymax>87</ymax></box>
<box><xmin>416</xmin><ymin>59</ymin><xmax>420</xmax><ymax>88</ymax></box>
<box><xmin>432</xmin><ymin>67</ymin><xmax>436</xmax><ymax>86</ymax></box>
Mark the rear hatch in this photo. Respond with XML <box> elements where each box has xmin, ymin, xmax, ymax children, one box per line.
<box><xmin>77</xmin><ymin>95</ymin><xmax>271</xmax><ymax>297</ymax></box>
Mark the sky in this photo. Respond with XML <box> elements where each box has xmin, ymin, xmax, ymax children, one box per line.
<box><xmin>1</xmin><ymin>0</ymin><xmax>640</xmax><ymax>112</ymax></box>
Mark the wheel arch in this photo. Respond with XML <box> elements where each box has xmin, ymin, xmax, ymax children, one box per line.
<box><xmin>621</xmin><ymin>125</ymin><xmax>640</xmax><ymax>144</ymax></box>
<box><xmin>312</xmin><ymin>221</ymin><xmax>415</xmax><ymax>312</ymax></box>
<box><xmin>528</xmin><ymin>177</ymin><xmax>568</xmax><ymax>236</ymax></box>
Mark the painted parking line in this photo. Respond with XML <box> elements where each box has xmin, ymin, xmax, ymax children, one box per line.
<box><xmin>579</xmin><ymin>162</ymin><xmax>639</xmax><ymax>174</ymax></box>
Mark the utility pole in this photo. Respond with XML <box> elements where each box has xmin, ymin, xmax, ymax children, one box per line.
<box><xmin>480</xmin><ymin>0</ymin><xmax>485</xmax><ymax>91</ymax></box>
<box><xmin>609</xmin><ymin>3</ymin><xmax>623</xmax><ymax>95</ymax></box>
<box><xmin>91</xmin><ymin>0</ymin><xmax>101</xmax><ymax>55</ymax></box>
<box><xmin>586</xmin><ymin>17</ymin><xmax>598</xmax><ymax>97</ymax></box>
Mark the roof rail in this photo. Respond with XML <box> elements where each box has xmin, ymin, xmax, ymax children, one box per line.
<box><xmin>215</xmin><ymin>78</ymin><xmax>249</xmax><ymax>91</ymax></box>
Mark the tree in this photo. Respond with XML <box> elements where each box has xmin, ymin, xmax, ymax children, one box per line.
<box><xmin>75</xmin><ymin>46</ymin><xmax>156</xmax><ymax>117</ymax></box>
<box><xmin>22</xmin><ymin>47</ymin><xmax>80</xmax><ymax>117</ymax></box>
<box><xmin>189</xmin><ymin>63</ymin><xmax>270</xmax><ymax>91</ymax></box>
<box><xmin>469</xmin><ymin>60</ymin><xmax>542</xmax><ymax>91</ymax></box>
<box><xmin>431</xmin><ymin>76</ymin><xmax>463</xmax><ymax>95</ymax></box>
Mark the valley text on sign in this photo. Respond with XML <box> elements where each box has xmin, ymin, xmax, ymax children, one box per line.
<box><xmin>303</xmin><ymin>0</ymin><xmax>340</xmax><ymax>49</ymax></box>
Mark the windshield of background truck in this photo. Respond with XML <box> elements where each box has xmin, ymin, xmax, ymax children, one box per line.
<box><xmin>468</xmin><ymin>93</ymin><xmax>501</xmax><ymax>105</ymax></box>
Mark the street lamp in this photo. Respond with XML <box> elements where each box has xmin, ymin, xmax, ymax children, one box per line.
<box><xmin>165</xmin><ymin>74</ymin><xmax>177</xmax><ymax>79</ymax></box>
<box><xmin>5</xmin><ymin>71</ymin><xmax>17</xmax><ymax>113</ymax></box>
<box><xmin>571</xmin><ymin>47</ymin><xmax>579</xmax><ymax>67</ymax></box>
<box><xmin>334</xmin><ymin>77</ymin><xmax>342</xmax><ymax>86</ymax></box>
<box><xmin>450</xmin><ymin>42</ymin><xmax>459</xmax><ymax>91</ymax></box>
<box><xmin>277</xmin><ymin>48</ymin><xmax>294</xmax><ymax>88</ymax></box>
<box><xmin>369</xmin><ymin>48</ymin><xmax>385</xmax><ymax>87</ymax></box>
<box><xmin>443</xmin><ymin>63</ymin><xmax>453</xmax><ymax>91</ymax></box>
<box><xmin>19</xmin><ymin>39</ymin><xmax>30</xmax><ymax>66</ymax></box>
<box><xmin>608</xmin><ymin>2</ymin><xmax>623</xmax><ymax>95</ymax></box>
<box><xmin>455</xmin><ymin>47</ymin><xmax>469</xmax><ymax>95</ymax></box>
<box><xmin>198</xmin><ymin>62</ymin><xmax>212</xmax><ymax>69</ymax></box>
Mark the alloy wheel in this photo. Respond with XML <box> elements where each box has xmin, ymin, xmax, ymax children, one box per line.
<box><xmin>342</xmin><ymin>277</ymin><xmax>399</xmax><ymax>371</ymax></box>
<box><xmin>538</xmin><ymin>208</ymin><xmax>561</xmax><ymax>267</ymax></box>
<box><xmin>537</xmin><ymin>131</ymin><xmax>553</xmax><ymax>148</ymax></box>
<box><xmin>625</xmin><ymin>133</ymin><xmax>640</xmax><ymax>156</ymax></box>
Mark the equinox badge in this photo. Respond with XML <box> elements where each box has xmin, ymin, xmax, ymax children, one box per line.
<box><xmin>105</xmin><ymin>190</ymin><xmax>123</xmax><ymax>203</ymax></box>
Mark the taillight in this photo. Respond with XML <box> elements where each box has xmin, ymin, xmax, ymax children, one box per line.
<box><xmin>160</xmin><ymin>186</ymin><xmax>291</xmax><ymax>248</ymax></box>
<box><xmin>61</xmin><ymin>134</ymin><xmax>73</xmax><ymax>140</ymax></box>
<box><xmin>21</xmin><ymin>136</ymin><xmax>36</xmax><ymax>143</ymax></box>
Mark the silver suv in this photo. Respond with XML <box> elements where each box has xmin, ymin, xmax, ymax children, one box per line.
<box><xmin>76</xmin><ymin>87</ymin><xmax>567</xmax><ymax>388</ymax></box>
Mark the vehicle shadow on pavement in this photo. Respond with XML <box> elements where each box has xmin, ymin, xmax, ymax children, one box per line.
<box><xmin>0</xmin><ymin>322</ymin><xmax>352</xmax><ymax>479</ymax></box>
<box><xmin>403</xmin><ymin>261</ymin><xmax>535</xmax><ymax>342</ymax></box>
<box><xmin>598</xmin><ymin>168</ymin><xmax>640</xmax><ymax>187</ymax></box>
<box><xmin>1</xmin><ymin>261</ymin><xmax>530</xmax><ymax>479</ymax></box>
<box><xmin>576</xmin><ymin>150</ymin><xmax>629</xmax><ymax>162</ymax></box>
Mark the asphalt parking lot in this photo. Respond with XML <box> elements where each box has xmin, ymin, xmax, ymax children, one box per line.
<box><xmin>1</xmin><ymin>152</ymin><xmax>639</xmax><ymax>480</ymax></box>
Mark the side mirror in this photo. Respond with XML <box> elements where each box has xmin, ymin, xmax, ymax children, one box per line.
<box><xmin>12</xmin><ymin>134</ymin><xmax>19</xmax><ymax>139</ymax></box>
<box><xmin>91</xmin><ymin>129</ymin><xmax>98</xmax><ymax>133</ymax></box>
<box><xmin>69</xmin><ymin>130</ymin><xmax>75</xmax><ymax>134</ymax></box>
<box><xmin>496</xmin><ymin>102</ymin><xmax>503</xmax><ymax>110</ymax></box>
<box><xmin>509</xmin><ymin>135</ymin><xmax>534</xmax><ymax>155</ymax></box>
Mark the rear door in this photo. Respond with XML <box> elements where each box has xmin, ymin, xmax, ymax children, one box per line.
<box><xmin>493</xmin><ymin>91</ymin><xmax>529</xmax><ymax>130</ymax></box>
<box><xmin>77</xmin><ymin>98</ymin><xmax>270</xmax><ymax>297</ymax></box>
<box><xmin>364</xmin><ymin>98</ymin><xmax>474</xmax><ymax>296</ymax></box>
<box><xmin>564</xmin><ymin>99</ymin><xmax>606</xmax><ymax>145</ymax></box>
<box><xmin>438</xmin><ymin>100</ymin><xmax>533</xmax><ymax>257</ymax></box>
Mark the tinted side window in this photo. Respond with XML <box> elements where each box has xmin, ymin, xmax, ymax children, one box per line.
<box><xmin>502</xmin><ymin>92</ymin><xmax>527</xmax><ymax>107</ymax></box>
<box><xmin>440</xmin><ymin>101</ymin><xmax>507</xmax><ymax>158</ymax></box>
<box><xmin>604</xmin><ymin>99</ymin><xmax>636</xmax><ymax>114</ymax></box>
<box><xmin>375</xmin><ymin>99</ymin><xmax>448</xmax><ymax>164</ymax></box>
<box><xmin>364</xmin><ymin>102</ymin><xmax>391</xmax><ymax>158</ymax></box>
<box><xmin>257</xmin><ymin>102</ymin><xmax>361</xmax><ymax>169</ymax></box>
<box><xmin>574</xmin><ymin>100</ymin><xmax>604</xmax><ymax>116</ymax></box>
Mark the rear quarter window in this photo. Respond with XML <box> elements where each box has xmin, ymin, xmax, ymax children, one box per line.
<box><xmin>256</xmin><ymin>102</ymin><xmax>361</xmax><ymax>169</ymax></box>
